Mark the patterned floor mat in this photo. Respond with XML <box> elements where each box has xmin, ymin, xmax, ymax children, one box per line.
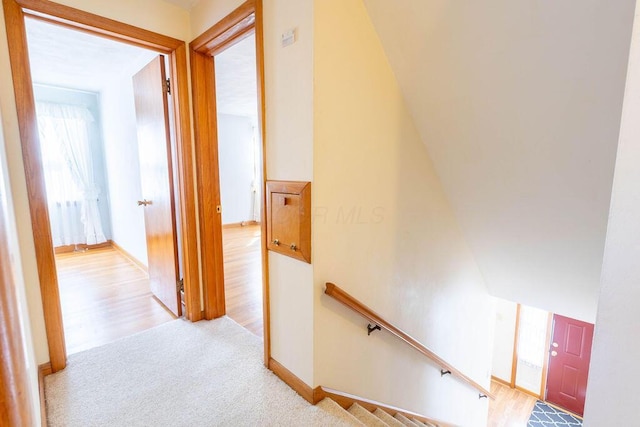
<box><xmin>527</xmin><ymin>400</ymin><xmax>582</xmax><ymax>427</ymax></box>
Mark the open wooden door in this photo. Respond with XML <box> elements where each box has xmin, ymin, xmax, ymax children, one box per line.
<box><xmin>132</xmin><ymin>55</ymin><xmax>181</xmax><ymax>316</ymax></box>
<box><xmin>546</xmin><ymin>314</ymin><xmax>594</xmax><ymax>416</ymax></box>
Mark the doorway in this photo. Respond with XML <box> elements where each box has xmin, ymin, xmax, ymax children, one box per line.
<box><xmin>491</xmin><ymin>298</ymin><xmax>594</xmax><ymax>417</ymax></box>
<box><xmin>189</xmin><ymin>0</ymin><xmax>270</xmax><ymax>362</ymax></box>
<box><xmin>214</xmin><ymin>33</ymin><xmax>264</xmax><ymax>337</ymax></box>
<box><xmin>4</xmin><ymin>0</ymin><xmax>198</xmax><ymax>372</ymax></box>
<box><xmin>24</xmin><ymin>18</ymin><xmax>180</xmax><ymax>354</ymax></box>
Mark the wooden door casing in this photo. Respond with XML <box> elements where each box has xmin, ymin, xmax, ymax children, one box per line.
<box><xmin>546</xmin><ymin>314</ymin><xmax>594</xmax><ymax>416</ymax></box>
<box><xmin>190</xmin><ymin>0</ymin><xmax>271</xmax><ymax>366</ymax></box>
<box><xmin>4</xmin><ymin>0</ymin><xmax>199</xmax><ymax>373</ymax></box>
<box><xmin>0</xmin><ymin>158</ymin><xmax>35</xmax><ymax>427</ymax></box>
<box><xmin>133</xmin><ymin>55</ymin><xmax>181</xmax><ymax>317</ymax></box>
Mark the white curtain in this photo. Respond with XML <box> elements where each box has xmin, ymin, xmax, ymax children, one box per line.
<box><xmin>36</xmin><ymin>102</ymin><xmax>106</xmax><ymax>247</ymax></box>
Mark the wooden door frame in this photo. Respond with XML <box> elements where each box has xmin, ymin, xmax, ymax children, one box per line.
<box><xmin>540</xmin><ymin>312</ymin><xmax>553</xmax><ymax>399</ymax></box>
<box><xmin>189</xmin><ymin>0</ymin><xmax>271</xmax><ymax>365</ymax></box>
<box><xmin>2</xmin><ymin>0</ymin><xmax>200</xmax><ymax>373</ymax></box>
<box><xmin>0</xmin><ymin>168</ymin><xmax>34</xmax><ymax>427</ymax></box>
<box><xmin>510</xmin><ymin>303</ymin><xmax>554</xmax><ymax>400</ymax></box>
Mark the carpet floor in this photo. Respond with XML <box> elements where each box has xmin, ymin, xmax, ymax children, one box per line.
<box><xmin>45</xmin><ymin>317</ymin><xmax>355</xmax><ymax>426</ymax></box>
<box><xmin>527</xmin><ymin>400</ymin><xmax>583</xmax><ymax>427</ymax></box>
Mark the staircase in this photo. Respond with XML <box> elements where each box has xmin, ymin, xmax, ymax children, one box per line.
<box><xmin>316</xmin><ymin>397</ymin><xmax>443</xmax><ymax>427</ymax></box>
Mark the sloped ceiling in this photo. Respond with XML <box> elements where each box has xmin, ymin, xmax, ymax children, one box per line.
<box><xmin>362</xmin><ymin>0</ymin><xmax>636</xmax><ymax>321</ymax></box>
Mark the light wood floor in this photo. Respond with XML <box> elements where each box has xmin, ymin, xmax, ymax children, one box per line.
<box><xmin>56</xmin><ymin>247</ymin><xmax>175</xmax><ymax>355</ymax></box>
<box><xmin>57</xmin><ymin>225</ymin><xmax>263</xmax><ymax>355</ymax></box>
<box><xmin>222</xmin><ymin>224</ymin><xmax>263</xmax><ymax>338</ymax></box>
<box><xmin>487</xmin><ymin>380</ymin><xmax>538</xmax><ymax>427</ymax></box>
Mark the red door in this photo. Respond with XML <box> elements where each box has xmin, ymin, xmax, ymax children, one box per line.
<box><xmin>546</xmin><ymin>314</ymin><xmax>594</xmax><ymax>416</ymax></box>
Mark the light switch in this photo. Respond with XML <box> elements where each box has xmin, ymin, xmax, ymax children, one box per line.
<box><xmin>281</xmin><ymin>28</ymin><xmax>296</xmax><ymax>47</ymax></box>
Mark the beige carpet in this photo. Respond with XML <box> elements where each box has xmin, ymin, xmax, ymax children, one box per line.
<box><xmin>45</xmin><ymin>316</ymin><xmax>357</xmax><ymax>426</ymax></box>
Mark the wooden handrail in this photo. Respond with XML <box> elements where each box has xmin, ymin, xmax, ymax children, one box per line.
<box><xmin>325</xmin><ymin>282</ymin><xmax>495</xmax><ymax>400</ymax></box>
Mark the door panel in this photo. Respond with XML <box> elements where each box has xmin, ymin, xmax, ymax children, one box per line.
<box><xmin>546</xmin><ymin>314</ymin><xmax>594</xmax><ymax>416</ymax></box>
<box><xmin>132</xmin><ymin>55</ymin><xmax>180</xmax><ymax>316</ymax></box>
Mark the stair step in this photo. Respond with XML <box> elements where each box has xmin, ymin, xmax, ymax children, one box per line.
<box><xmin>348</xmin><ymin>403</ymin><xmax>389</xmax><ymax>427</ymax></box>
<box><xmin>394</xmin><ymin>413</ymin><xmax>420</xmax><ymax>427</ymax></box>
<box><xmin>411</xmin><ymin>419</ymin><xmax>428</xmax><ymax>426</ymax></box>
<box><xmin>317</xmin><ymin>397</ymin><xmax>365</xmax><ymax>426</ymax></box>
<box><xmin>373</xmin><ymin>408</ymin><xmax>406</xmax><ymax>427</ymax></box>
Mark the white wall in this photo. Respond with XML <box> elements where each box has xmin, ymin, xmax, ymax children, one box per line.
<box><xmin>0</xmin><ymin>0</ymin><xmax>190</xmax><ymax>364</ymax></box>
<box><xmin>491</xmin><ymin>298</ymin><xmax>517</xmax><ymax>383</ymax></box>
<box><xmin>217</xmin><ymin>114</ymin><xmax>258</xmax><ymax>224</ymax></box>
<box><xmin>363</xmin><ymin>0</ymin><xmax>637</xmax><ymax>324</ymax></box>
<box><xmin>313</xmin><ymin>1</ymin><xmax>493</xmax><ymax>425</ymax></box>
<box><xmin>584</xmin><ymin>2</ymin><xmax>640</xmax><ymax>425</ymax></box>
<box><xmin>100</xmin><ymin>65</ymin><xmax>155</xmax><ymax>266</ymax></box>
<box><xmin>261</xmin><ymin>0</ymin><xmax>315</xmax><ymax>386</ymax></box>
<box><xmin>0</xmin><ymin>103</ymin><xmax>41</xmax><ymax>425</ymax></box>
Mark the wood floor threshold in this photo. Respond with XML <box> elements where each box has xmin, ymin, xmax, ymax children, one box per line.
<box><xmin>268</xmin><ymin>357</ymin><xmax>314</xmax><ymax>404</ymax></box>
<box><xmin>38</xmin><ymin>362</ymin><xmax>52</xmax><ymax>427</ymax></box>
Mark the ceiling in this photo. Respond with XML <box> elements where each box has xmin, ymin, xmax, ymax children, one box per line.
<box><xmin>214</xmin><ymin>34</ymin><xmax>258</xmax><ymax>121</ymax></box>
<box><xmin>25</xmin><ymin>17</ymin><xmax>258</xmax><ymax>120</ymax></box>
<box><xmin>363</xmin><ymin>0</ymin><xmax>635</xmax><ymax>321</ymax></box>
<box><xmin>25</xmin><ymin>18</ymin><xmax>157</xmax><ymax>92</ymax></box>
<box><xmin>162</xmin><ymin>0</ymin><xmax>199</xmax><ymax>10</ymax></box>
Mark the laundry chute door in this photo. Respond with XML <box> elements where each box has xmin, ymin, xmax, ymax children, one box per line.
<box><xmin>132</xmin><ymin>55</ymin><xmax>181</xmax><ymax>316</ymax></box>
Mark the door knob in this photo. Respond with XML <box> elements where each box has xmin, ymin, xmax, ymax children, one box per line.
<box><xmin>551</xmin><ymin>350</ymin><xmax>558</xmax><ymax>357</ymax></box>
<box><xmin>552</xmin><ymin>342</ymin><xmax>559</xmax><ymax>348</ymax></box>
<box><xmin>137</xmin><ymin>199</ymin><xmax>152</xmax><ymax>206</ymax></box>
